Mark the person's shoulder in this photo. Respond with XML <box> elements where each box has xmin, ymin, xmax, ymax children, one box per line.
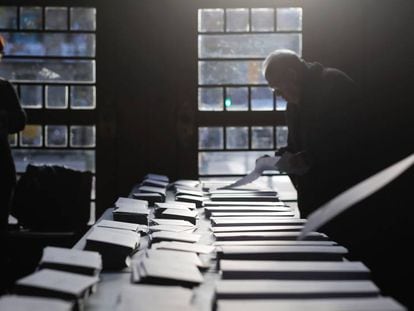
<box><xmin>0</xmin><ymin>77</ymin><xmax>11</xmax><ymax>86</ymax></box>
<box><xmin>0</xmin><ymin>78</ymin><xmax>16</xmax><ymax>90</ymax></box>
<box><xmin>322</xmin><ymin>67</ymin><xmax>355</xmax><ymax>85</ymax></box>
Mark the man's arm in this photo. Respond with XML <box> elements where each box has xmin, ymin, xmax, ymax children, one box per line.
<box><xmin>0</xmin><ymin>80</ymin><xmax>26</xmax><ymax>134</ymax></box>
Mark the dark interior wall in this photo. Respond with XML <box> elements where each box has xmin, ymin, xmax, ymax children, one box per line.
<box><xmin>304</xmin><ymin>0</ymin><xmax>414</xmax><ymax>167</ymax></box>
<box><xmin>97</xmin><ymin>0</ymin><xmax>198</xmax><ymax>209</ymax></box>
<box><xmin>94</xmin><ymin>0</ymin><xmax>414</xmax><ymax>214</ymax></box>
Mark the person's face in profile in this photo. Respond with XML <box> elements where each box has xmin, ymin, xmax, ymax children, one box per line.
<box><xmin>267</xmin><ymin>69</ymin><xmax>301</xmax><ymax>104</ymax></box>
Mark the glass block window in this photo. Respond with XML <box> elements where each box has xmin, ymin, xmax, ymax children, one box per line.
<box><xmin>70</xmin><ymin>8</ymin><xmax>96</xmax><ymax>31</ymax></box>
<box><xmin>198</xmin><ymin>87</ymin><xmax>223</xmax><ymax>111</ymax></box>
<box><xmin>226</xmin><ymin>127</ymin><xmax>249</xmax><ymax>149</ymax></box>
<box><xmin>45</xmin><ymin>7</ymin><xmax>67</xmax><ymax>30</ymax></box>
<box><xmin>251</xmin><ymin>87</ymin><xmax>274</xmax><ymax>111</ymax></box>
<box><xmin>70</xmin><ymin>125</ymin><xmax>96</xmax><ymax>148</ymax></box>
<box><xmin>251</xmin><ymin>8</ymin><xmax>274</xmax><ymax>32</ymax></box>
<box><xmin>20</xmin><ymin>125</ymin><xmax>43</xmax><ymax>147</ymax></box>
<box><xmin>277</xmin><ymin>8</ymin><xmax>302</xmax><ymax>31</ymax></box>
<box><xmin>198</xmin><ymin>6</ymin><xmax>302</xmax><ymax>175</ymax></box>
<box><xmin>226</xmin><ymin>9</ymin><xmax>249</xmax><ymax>32</ymax></box>
<box><xmin>251</xmin><ymin>126</ymin><xmax>274</xmax><ymax>149</ymax></box>
<box><xmin>46</xmin><ymin>85</ymin><xmax>68</xmax><ymax>109</ymax></box>
<box><xmin>20</xmin><ymin>7</ymin><xmax>42</xmax><ymax>30</ymax></box>
<box><xmin>0</xmin><ymin>7</ymin><xmax>17</xmax><ymax>29</ymax></box>
<box><xmin>19</xmin><ymin>85</ymin><xmax>43</xmax><ymax>109</ymax></box>
<box><xmin>8</xmin><ymin>134</ymin><xmax>18</xmax><ymax>147</ymax></box>
<box><xmin>45</xmin><ymin>125</ymin><xmax>68</xmax><ymax>147</ymax></box>
<box><xmin>2</xmin><ymin>5</ymin><xmax>97</xmax><ymax>213</ymax></box>
<box><xmin>198</xmin><ymin>127</ymin><xmax>224</xmax><ymax>150</ymax></box>
<box><xmin>276</xmin><ymin>125</ymin><xmax>289</xmax><ymax>148</ymax></box>
<box><xmin>225</xmin><ymin>87</ymin><xmax>248</xmax><ymax>111</ymax></box>
<box><xmin>71</xmin><ymin>86</ymin><xmax>96</xmax><ymax>109</ymax></box>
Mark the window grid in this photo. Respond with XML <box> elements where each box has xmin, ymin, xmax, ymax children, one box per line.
<box><xmin>197</xmin><ymin>6</ymin><xmax>302</xmax><ymax>175</ymax></box>
<box><xmin>2</xmin><ymin>5</ymin><xmax>96</xmax><ymax>205</ymax></box>
<box><xmin>197</xmin><ymin>126</ymin><xmax>288</xmax><ymax>152</ymax></box>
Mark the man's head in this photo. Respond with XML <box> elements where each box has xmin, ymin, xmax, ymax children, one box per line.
<box><xmin>262</xmin><ymin>49</ymin><xmax>305</xmax><ymax>104</ymax></box>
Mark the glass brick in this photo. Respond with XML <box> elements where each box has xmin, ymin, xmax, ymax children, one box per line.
<box><xmin>226</xmin><ymin>8</ymin><xmax>249</xmax><ymax>32</ymax></box>
<box><xmin>91</xmin><ymin>176</ymin><xmax>96</xmax><ymax>200</ymax></box>
<box><xmin>20</xmin><ymin>7</ymin><xmax>42</xmax><ymax>30</ymax></box>
<box><xmin>199</xmin><ymin>33</ymin><xmax>302</xmax><ymax>58</ymax></box>
<box><xmin>198</xmin><ymin>151</ymin><xmax>270</xmax><ymax>175</ymax></box>
<box><xmin>251</xmin><ymin>87</ymin><xmax>274</xmax><ymax>111</ymax></box>
<box><xmin>277</xmin><ymin>7</ymin><xmax>302</xmax><ymax>31</ymax></box>
<box><xmin>198</xmin><ymin>87</ymin><xmax>223</xmax><ymax>111</ymax></box>
<box><xmin>276</xmin><ymin>94</ymin><xmax>288</xmax><ymax>111</ymax></box>
<box><xmin>0</xmin><ymin>59</ymin><xmax>95</xmax><ymax>83</ymax></box>
<box><xmin>276</xmin><ymin>126</ymin><xmax>289</xmax><ymax>148</ymax></box>
<box><xmin>199</xmin><ymin>60</ymin><xmax>264</xmax><ymax>85</ymax></box>
<box><xmin>70</xmin><ymin>125</ymin><xmax>96</xmax><ymax>147</ymax></box>
<box><xmin>45</xmin><ymin>125</ymin><xmax>67</xmax><ymax>147</ymax></box>
<box><xmin>226</xmin><ymin>127</ymin><xmax>248</xmax><ymax>149</ymax></box>
<box><xmin>20</xmin><ymin>125</ymin><xmax>42</xmax><ymax>147</ymax></box>
<box><xmin>12</xmin><ymin>149</ymin><xmax>95</xmax><ymax>173</ymax></box>
<box><xmin>225</xmin><ymin>87</ymin><xmax>248</xmax><ymax>111</ymax></box>
<box><xmin>251</xmin><ymin>126</ymin><xmax>274</xmax><ymax>149</ymax></box>
<box><xmin>198</xmin><ymin>127</ymin><xmax>223</xmax><ymax>150</ymax></box>
<box><xmin>45</xmin><ymin>7</ymin><xmax>67</xmax><ymax>30</ymax></box>
<box><xmin>1</xmin><ymin>33</ymin><xmax>96</xmax><ymax>57</ymax></box>
<box><xmin>0</xmin><ymin>6</ymin><xmax>17</xmax><ymax>29</ymax></box>
<box><xmin>46</xmin><ymin>85</ymin><xmax>68</xmax><ymax>109</ymax></box>
<box><xmin>19</xmin><ymin>85</ymin><xmax>43</xmax><ymax>109</ymax></box>
<box><xmin>251</xmin><ymin>8</ymin><xmax>274</xmax><ymax>32</ymax></box>
<box><xmin>198</xmin><ymin>9</ymin><xmax>224</xmax><ymax>33</ymax></box>
<box><xmin>8</xmin><ymin>133</ymin><xmax>17</xmax><ymax>147</ymax></box>
<box><xmin>71</xmin><ymin>86</ymin><xmax>96</xmax><ymax>109</ymax></box>
<box><xmin>70</xmin><ymin>7</ymin><xmax>96</xmax><ymax>31</ymax></box>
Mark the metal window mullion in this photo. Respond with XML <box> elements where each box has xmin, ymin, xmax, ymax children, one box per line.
<box><xmin>248</xmin><ymin>86</ymin><xmax>252</xmax><ymax>111</ymax></box>
<box><xmin>42</xmin><ymin>6</ymin><xmax>46</xmax><ymax>30</ymax></box>
<box><xmin>223</xmin><ymin>8</ymin><xmax>227</xmax><ymax>33</ymax></box>
<box><xmin>16</xmin><ymin>6</ymin><xmax>20</xmax><ymax>31</ymax></box>
<box><xmin>248</xmin><ymin>8</ymin><xmax>252</xmax><ymax>32</ymax></box>
<box><xmin>223</xmin><ymin>126</ymin><xmax>227</xmax><ymax>150</ymax></box>
<box><xmin>248</xmin><ymin>126</ymin><xmax>252</xmax><ymax>150</ymax></box>
<box><xmin>274</xmin><ymin>6</ymin><xmax>277</xmax><ymax>32</ymax></box>
<box><xmin>67</xmin><ymin>5</ymin><xmax>71</xmax><ymax>31</ymax></box>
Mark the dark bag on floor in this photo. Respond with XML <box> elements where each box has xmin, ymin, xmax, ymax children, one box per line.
<box><xmin>11</xmin><ymin>164</ymin><xmax>93</xmax><ymax>231</ymax></box>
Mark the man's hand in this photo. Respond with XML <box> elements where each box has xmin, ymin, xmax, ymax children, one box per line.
<box><xmin>255</xmin><ymin>155</ymin><xmax>280</xmax><ymax>171</ymax></box>
<box><xmin>276</xmin><ymin>151</ymin><xmax>310</xmax><ymax>175</ymax></box>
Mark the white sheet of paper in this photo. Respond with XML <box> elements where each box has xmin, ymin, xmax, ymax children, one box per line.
<box><xmin>298</xmin><ymin>153</ymin><xmax>414</xmax><ymax>240</ymax></box>
<box><xmin>222</xmin><ymin>156</ymin><xmax>280</xmax><ymax>188</ymax></box>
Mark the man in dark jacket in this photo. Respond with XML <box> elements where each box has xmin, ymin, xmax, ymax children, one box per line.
<box><xmin>0</xmin><ymin>35</ymin><xmax>26</xmax><ymax>251</ymax></box>
<box><xmin>263</xmin><ymin>49</ymin><xmax>364</xmax><ymax>218</ymax></box>
<box><xmin>263</xmin><ymin>49</ymin><xmax>414</xmax><ymax>309</ymax></box>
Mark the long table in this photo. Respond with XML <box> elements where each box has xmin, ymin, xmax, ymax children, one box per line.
<box><xmin>73</xmin><ymin>176</ymin><xmax>298</xmax><ymax>311</ymax></box>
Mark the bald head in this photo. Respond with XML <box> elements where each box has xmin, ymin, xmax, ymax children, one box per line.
<box><xmin>263</xmin><ymin>49</ymin><xmax>305</xmax><ymax>104</ymax></box>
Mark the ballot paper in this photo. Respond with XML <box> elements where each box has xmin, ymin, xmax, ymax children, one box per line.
<box><xmin>299</xmin><ymin>152</ymin><xmax>414</xmax><ymax>240</ymax></box>
<box><xmin>116</xmin><ymin>284</ymin><xmax>194</xmax><ymax>311</ymax></box>
<box><xmin>221</xmin><ymin>156</ymin><xmax>280</xmax><ymax>188</ymax></box>
<box><xmin>39</xmin><ymin>246</ymin><xmax>102</xmax><ymax>276</ymax></box>
<box><xmin>0</xmin><ymin>295</ymin><xmax>73</xmax><ymax>311</ymax></box>
<box><xmin>215</xmin><ymin>279</ymin><xmax>380</xmax><ymax>299</ymax></box>
<box><xmin>216</xmin><ymin>297</ymin><xmax>406</xmax><ymax>311</ymax></box>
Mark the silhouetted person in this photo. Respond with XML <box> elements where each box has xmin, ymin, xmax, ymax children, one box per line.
<box><xmin>263</xmin><ymin>49</ymin><xmax>364</xmax><ymax>218</ymax></box>
<box><xmin>263</xmin><ymin>49</ymin><xmax>414</xmax><ymax>309</ymax></box>
<box><xmin>0</xmin><ymin>35</ymin><xmax>26</xmax><ymax>292</ymax></box>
